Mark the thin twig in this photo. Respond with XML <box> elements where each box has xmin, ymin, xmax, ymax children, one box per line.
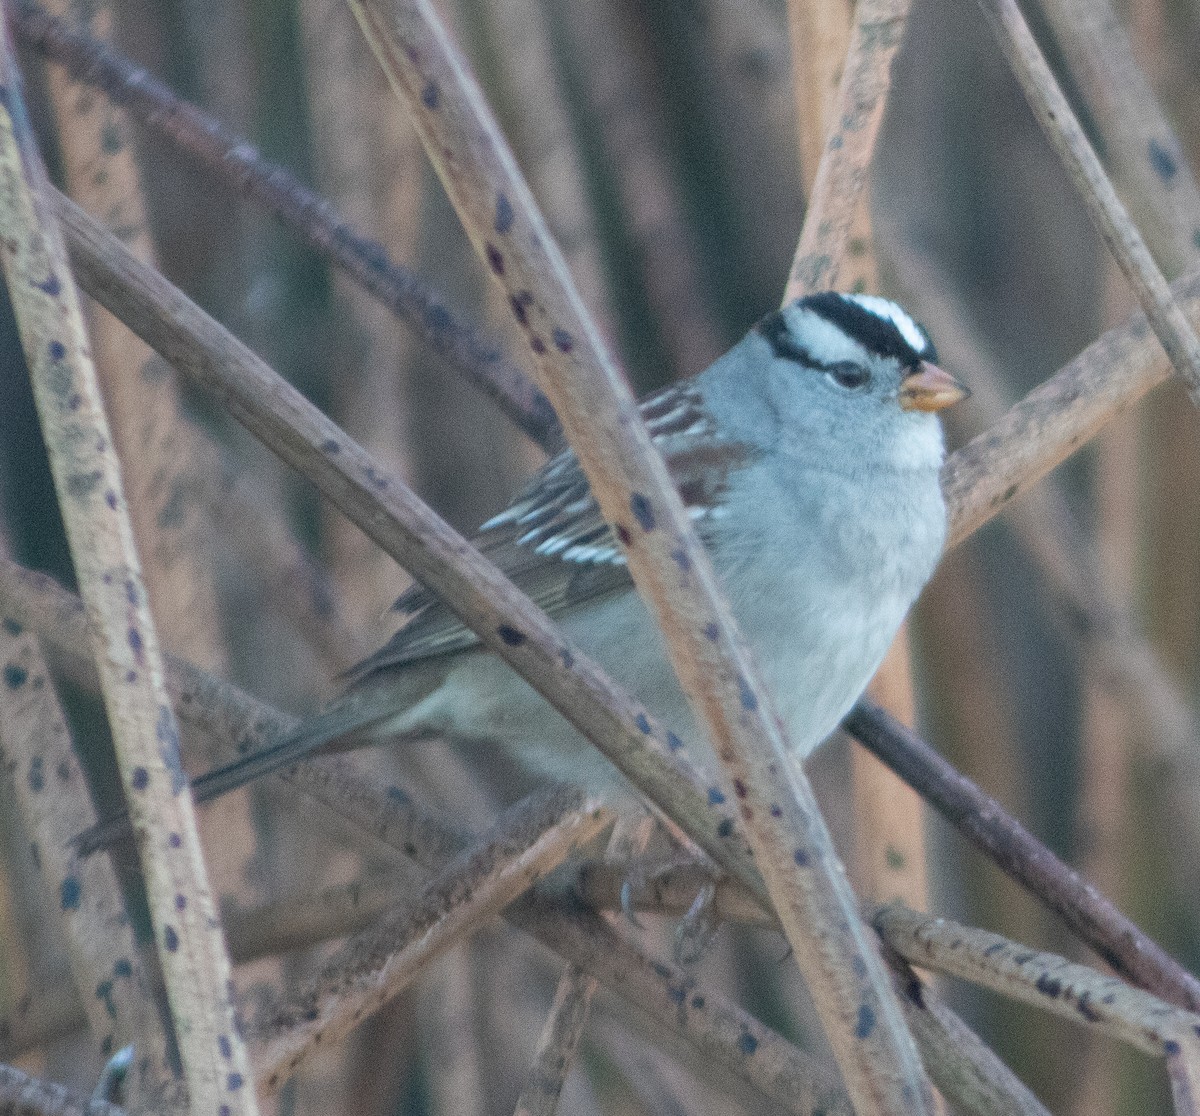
<box><xmin>0</xmin><ymin>28</ymin><xmax>255</xmax><ymax>1116</ymax></box>
<box><xmin>347</xmin><ymin>3</ymin><xmax>935</xmax><ymax>1110</ymax></box>
<box><xmin>783</xmin><ymin>0</ymin><xmax>911</xmax><ymax>301</ymax></box>
<box><xmin>1036</xmin><ymin>0</ymin><xmax>1200</xmax><ymax>278</ymax></box>
<box><xmin>252</xmin><ymin>788</ymin><xmax>611</xmax><ymax>1094</ymax></box>
<box><xmin>511</xmin><ymin>965</ymin><xmax>595</xmax><ymax>1116</ymax></box>
<box><xmin>874</xmin><ymin>902</ymin><xmax>1200</xmax><ymax>1099</ymax></box>
<box><xmin>845</xmin><ymin>699</ymin><xmax>1200</xmax><ymax>1010</ymax></box>
<box><xmin>0</xmin><ymin>625</ymin><xmax>177</xmax><ymax>1104</ymax></box>
<box><xmin>9</xmin><ymin>0</ymin><xmax>561</xmax><ymax>452</ymax></box>
<box><xmin>976</xmin><ymin>0</ymin><xmax>1200</xmax><ymax>405</ymax></box>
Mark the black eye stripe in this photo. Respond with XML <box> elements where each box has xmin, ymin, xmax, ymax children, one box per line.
<box><xmin>755</xmin><ymin>310</ymin><xmax>871</xmax><ymax>385</ymax></box>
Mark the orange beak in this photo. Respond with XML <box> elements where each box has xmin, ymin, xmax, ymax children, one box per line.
<box><xmin>898</xmin><ymin>361</ymin><xmax>970</xmax><ymax>413</ymax></box>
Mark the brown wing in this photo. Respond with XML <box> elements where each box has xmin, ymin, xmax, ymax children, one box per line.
<box><xmin>344</xmin><ymin>385</ymin><xmax>758</xmax><ymax>685</ymax></box>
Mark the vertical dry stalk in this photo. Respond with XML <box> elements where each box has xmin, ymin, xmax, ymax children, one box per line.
<box><xmin>37</xmin><ymin>0</ymin><xmax>225</xmax><ymax>672</ymax></box>
<box><xmin>511</xmin><ymin>965</ymin><xmax>596</xmax><ymax>1116</ymax></box>
<box><xmin>346</xmin><ymin>1</ymin><xmax>936</xmax><ymax>1110</ymax></box>
<box><xmin>976</xmin><ymin>0</ymin><xmax>1200</xmax><ymax>404</ymax></box>
<box><xmin>784</xmin><ymin>0</ymin><xmax>911</xmax><ymax>300</ymax></box>
<box><xmin>0</xmin><ymin>29</ymin><xmax>256</xmax><ymax>1116</ymax></box>
<box><xmin>0</xmin><ymin>624</ymin><xmax>176</xmax><ymax>1105</ymax></box>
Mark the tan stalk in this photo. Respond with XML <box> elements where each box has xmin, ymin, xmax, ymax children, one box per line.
<box><xmin>0</xmin><ymin>624</ymin><xmax>176</xmax><ymax>1105</ymax></box>
<box><xmin>784</xmin><ymin>0</ymin><xmax>911</xmax><ymax>300</ymax></box>
<box><xmin>786</xmin><ymin>0</ymin><xmax>928</xmax><ymax>919</ymax></box>
<box><xmin>874</xmin><ymin>902</ymin><xmax>1200</xmax><ymax>1103</ymax></box>
<box><xmin>976</xmin><ymin>0</ymin><xmax>1200</xmax><ymax>405</ymax></box>
<box><xmin>251</xmin><ymin>788</ymin><xmax>611</xmax><ymax>1094</ymax></box>
<box><xmin>39</xmin><ymin>0</ymin><xmax>225</xmax><ymax>673</ymax></box>
<box><xmin>0</xmin><ymin>27</ymin><xmax>255</xmax><ymax>1116</ymax></box>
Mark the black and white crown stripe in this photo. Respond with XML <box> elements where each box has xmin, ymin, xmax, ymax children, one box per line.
<box><xmin>757</xmin><ymin>292</ymin><xmax>936</xmax><ymax>371</ymax></box>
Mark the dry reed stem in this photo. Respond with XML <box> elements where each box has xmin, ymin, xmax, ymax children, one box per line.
<box><xmin>787</xmin><ymin>0</ymin><xmax>926</xmax><ymax>917</ymax></box>
<box><xmin>347</xmin><ymin>3</ymin><xmax>934</xmax><ymax>1109</ymax></box>
<box><xmin>9</xmin><ymin>0</ymin><xmax>561</xmax><ymax>454</ymax></box>
<box><xmin>511</xmin><ymin>965</ymin><xmax>595</xmax><ymax>1116</ymax></box>
<box><xmin>783</xmin><ymin>0</ymin><xmax>911</xmax><ymax>300</ymax></box>
<box><xmin>38</xmin><ymin>0</ymin><xmax>226</xmax><ymax>673</ymax></box>
<box><xmin>0</xmin><ymin>626</ymin><xmax>176</xmax><ymax>1104</ymax></box>
<box><xmin>890</xmin><ymin>961</ymin><xmax>1054</xmax><ymax>1116</ymax></box>
<box><xmin>252</xmin><ymin>788</ymin><xmax>611</xmax><ymax>1094</ymax></box>
<box><xmin>0</xmin><ymin>1062</ymin><xmax>125</xmax><ymax>1116</ymax></box>
<box><xmin>845</xmin><ymin>699</ymin><xmax>1200</xmax><ymax>1010</ymax></box>
<box><xmin>942</xmin><ymin>265</ymin><xmax>1200</xmax><ymax>547</ymax></box>
<box><xmin>787</xmin><ymin>0</ymin><xmax>852</xmax><ymax>187</ymax></box>
<box><xmin>1036</xmin><ymin>0</ymin><xmax>1200</xmax><ymax>278</ymax></box>
<box><xmin>976</xmin><ymin>0</ymin><xmax>1200</xmax><ymax>405</ymax></box>
<box><xmin>874</xmin><ymin>902</ymin><xmax>1200</xmax><ymax>1098</ymax></box>
<box><xmin>559</xmin><ymin>0</ymin><xmax>723</xmax><ymax>374</ymax></box>
<box><xmin>483</xmin><ymin>0</ymin><xmax>617</xmax><ymax>346</ymax></box>
<box><xmin>0</xmin><ymin>29</ymin><xmax>255</xmax><ymax>1116</ymax></box>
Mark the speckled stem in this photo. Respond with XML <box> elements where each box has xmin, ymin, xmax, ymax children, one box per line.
<box><xmin>9</xmin><ymin>0</ymin><xmax>560</xmax><ymax>453</ymax></box>
<box><xmin>250</xmin><ymin>788</ymin><xmax>612</xmax><ymax>1094</ymax></box>
<box><xmin>873</xmin><ymin>902</ymin><xmax>1200</xmax><ymax>1095</ymax></box>
<box><xmin>0</xmin><ymin>624</ymin><xmax>178</xmax><ymax>1106</ymax></box>
<box><xmin>783</xmin><ymin>0</ymin><xmax>911</xmax><ymax>302</ymax></box>
<box><xmin>846</xmin><ymin>698</ymin><xmax>1200</xmax><ymax>1011</ymax></box>
<box><xmin>976</xmin><ymin>0</ymin><xmax>1200</xmax><ymax>406</ymax></box>
<box><xmin>346</xmin><ymin>1</ymin><xmax>936</xmax><ymax>1110</ymax></box>
<box><xmin>0</xmin><ymin>25</ymin><xmax>256</xmax><ymax>1116</ymax></box>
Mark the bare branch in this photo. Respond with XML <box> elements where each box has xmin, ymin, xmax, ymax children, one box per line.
<box><xmin>9</xmin><ymin>0</ymin><xmax>561</xmax><ymax>452</ymax></box>
<box><xmin>0</xmin><ymin>27</ymin><xmax>256</xmax><ymax>1115</ymax></box>
<box><xmin>976</xmin><ymin>0</ymin><xmax>1200</xmax><ymax>404</ymax></box>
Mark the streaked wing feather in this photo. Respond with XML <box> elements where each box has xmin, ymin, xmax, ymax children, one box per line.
<box><xmin>345</xmin><ymin>385</ymin><xmax>757</xmax><ymax>686</ymax></box>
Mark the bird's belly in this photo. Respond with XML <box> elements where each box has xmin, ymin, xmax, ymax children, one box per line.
<box><xmin>419</xmin><ymin>573</ymin><xmax>908</xmax><ymax>797</ymax></box>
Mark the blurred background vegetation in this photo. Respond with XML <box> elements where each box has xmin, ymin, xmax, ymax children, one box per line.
<box><xmin>2</xmin><ymin>0</ymin><xmax>1200</xmax><ymax>1112</ymax></box>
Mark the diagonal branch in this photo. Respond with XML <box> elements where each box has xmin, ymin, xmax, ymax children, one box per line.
<box><xmin>8</xmin><ymin>0</ymin><xmax>560</xmax><ymax>452</ymax></box>
<box><xmin>976</xmin><ymin>0</ymin><xmax>1200</xmax><ymax>405</ymax></box>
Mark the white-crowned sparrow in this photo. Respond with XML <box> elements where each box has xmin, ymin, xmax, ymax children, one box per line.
<box><xmin>189</xmin><ymin>292</ymin><xmax>966</xmax><ymax>807</ymax></box>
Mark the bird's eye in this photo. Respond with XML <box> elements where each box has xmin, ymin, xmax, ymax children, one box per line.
<box><xmin>825</xmin><ymin>363</ymin><xmax>871</xmax><ymax>391</ymax></box>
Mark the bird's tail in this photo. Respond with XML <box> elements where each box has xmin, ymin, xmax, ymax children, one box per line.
<box><xmin>75</xmin><ymin>688</ymin><xmax>405</xmax><ymax>856</ymax></box>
